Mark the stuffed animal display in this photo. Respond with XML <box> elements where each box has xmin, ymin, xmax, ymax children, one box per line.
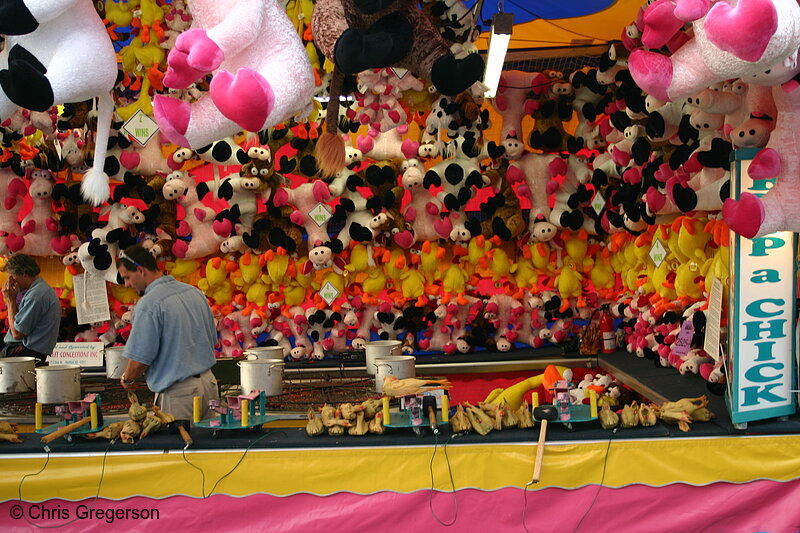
<box><xmin>0</xmin><ymin>1</ymin><xmax>743</xmax><ymax>389</ymax></box>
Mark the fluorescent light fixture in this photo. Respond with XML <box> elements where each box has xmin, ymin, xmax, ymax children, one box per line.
<box><xmin>483</xmin><ymin>12</ymin><xmax>514</xmax><ymax>99</ymax></box>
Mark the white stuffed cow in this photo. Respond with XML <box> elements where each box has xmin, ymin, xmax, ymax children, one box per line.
<box><xmin>0</xmin><ymin>0</ymin><xmax>117</xmax><ymax>206</ymax></box>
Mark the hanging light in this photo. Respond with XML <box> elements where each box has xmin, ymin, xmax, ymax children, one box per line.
<box><xmin>482</xmin><ymin>12</ymin><xmax>514</xmax><ymax>99</ymax></box>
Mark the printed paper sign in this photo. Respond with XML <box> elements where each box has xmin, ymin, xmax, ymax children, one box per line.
<box><xmin>704</xmin><ymin>276</ymin><xmax>723</xmax><ymax>361</ymax></box>
<box><xmin>48</xmin><ymin>342</ymin><xmax>104</xmax><ymax>367</ymax></box>
<box><xmin>73</xmin><ymin>272</ymin><xmax>111</xmax><ymax>325</ymax></box>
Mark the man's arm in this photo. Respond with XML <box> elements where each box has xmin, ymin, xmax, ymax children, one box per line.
<box><xmin>121</xmin><ymin>360</ymin><xmax>149</xmax><ymax>391</ymax></box>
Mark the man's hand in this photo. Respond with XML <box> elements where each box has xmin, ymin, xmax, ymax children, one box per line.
<box><xmin>2</xmin><ymin>278</ymin><xmax>18</xmax><ymax>301</ymax></box>
<box><xmin>120</xmin><ymin>375</ymin><xmax>139</xmax><ymax>392</ymax></box>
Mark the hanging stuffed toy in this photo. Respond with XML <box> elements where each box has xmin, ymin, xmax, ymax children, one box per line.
<box><xmin>630</xmin><ymin>0</ymin><xmax>800</xmax><ymax>238</ymax></box>
<box><xmin>0</xmin><ymin>0</ymin><xmax>118</xmax><ymax>206</ymax></box>
<box><xmin>629</xmin><ymin>0</ymin><xmax>800</xmax><ymax>101</ymax></box>
<box><xmin>311</xmin><ymin>0</ymin><xmax>485</xmax><ymax>177</ymax></box>
<box><xmin>153</xmin><ymin>0</ymin><xmax>315</xmax><ymax>150</ymax></box>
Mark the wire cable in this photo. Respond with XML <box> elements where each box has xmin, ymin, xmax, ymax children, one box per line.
<box><xmin>522</xmin><ymin>430</ymin><xmax>614</xmax><ymax>533</ymax></box>
<box><xmin>17</xmin><ymin>441</ymin><xmax>112</xmax><ymax>529</ymax></box>
<box><xmin>505</xmin><ymin>0</ymin><xmax>614</xmax><ymax>43</ymax></box>
<box><xmin>181</xmin><ymin>445</ymin><xmax>207</xmax><ymax>498</ymax></box>
<box><xmin>428</xmin><ymin>431</ymin><xmax>459</xmax><ymax>527</ymax></box>
<box><xmin>572</xmin><ymin>432</ymin><xmax>614</xmax><ymax>533</ymax></box>
<box><xmin>180</xmin><ymin>429</ymin><xmax>288</xmax><ymax>499</ymax></box>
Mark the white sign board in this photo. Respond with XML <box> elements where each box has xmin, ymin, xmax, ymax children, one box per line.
<box><xmin>48</xmin><ymin>342</ymin><xmax>104</xmax><ymax>367</ymax></box>
<box><xmin>728</xmin><ymin>149</ymin><xmax>796</xmax><ymax>424</ymax></box>
<box><xmin>704</xmin><ymin>277</ymin><xmax>723</xmax><ymax>360</ymax></box>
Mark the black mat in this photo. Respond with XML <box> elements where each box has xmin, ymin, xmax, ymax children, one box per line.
<box><xmin>284</xmin><ymin>344</ymin><xmax>588</xmax><ymax>370</ymax></box>
<box><xmin>2</xmin><ymin>350</ymin><xmax>799</xmax><ymax>455</ymax></box>
<box><xmin>599</xmin><ymin>351</ymin><xmax>800</xmax><ymax>437</ymax></box>
<box><xmin>0</xmin><ymin>421</ymin><xmax>666</xmax><ymax>456</ymax></box>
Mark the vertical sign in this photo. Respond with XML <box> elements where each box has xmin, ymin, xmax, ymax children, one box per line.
<box><xmin>728</xmin><ymin>148</ymin><xmax>797</xmax><ymax>424</ymax></box>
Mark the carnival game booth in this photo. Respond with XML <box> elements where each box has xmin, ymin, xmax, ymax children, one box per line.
<box><xmin>3</xmin><ymin>0</ymin><xmax>800</xmax><ymax>531</ymax></box>
<box><xmin>2</xmin><ymin>351</ymin><xmax>800</xmax><ymax>533</ymax></box>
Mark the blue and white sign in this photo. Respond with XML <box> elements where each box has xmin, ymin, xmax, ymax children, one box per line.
<box><xmin>728</xmin><ymin>149</ymin><xmax>797</xmax><ymax>424</ymax></box>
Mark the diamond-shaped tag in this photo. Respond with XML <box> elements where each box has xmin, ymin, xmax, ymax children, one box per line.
<box><xmin>319</xmin><ymin>281</ymin><xmax>340</xmax><ymax>306</ymax></box>
<box><xmin>309</xmin><ymin>203</ymin><xmax>332</xmax><ymax>227</ymax></box>
<box><xmin>649</xmin><ymin>239</ymin><xmax>667</xmax><ymax>268</ymax></box>
<box><xmin>122</xmin><ymin>110</ymin><xmax>159</xmax><ymax>146</ymax></box>
<box><xmin>391</xmin><ymin>67</ymin><xmax>408</xmax><ymax>79</ymax></box>
<box><xmin>591</xmin><ymin>191</ymin><xmax>606</xmax><ymax>214</ymax></box>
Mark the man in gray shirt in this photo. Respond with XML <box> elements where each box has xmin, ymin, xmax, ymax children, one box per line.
<box><xmin>117</xmin><ymin>244</ymin><xmax>219</xmax><ymax>421</ymax></box>
<box><xmin>2</xmin><ymin>254</ymin><xmax>61</xmax><ymax>364</ymax></box>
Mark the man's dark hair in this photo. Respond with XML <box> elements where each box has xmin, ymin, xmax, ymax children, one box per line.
<box><xmin>5</xmin><ymin>254</ymin><xmax>41</xmax><ymax>277</ymax></box>
<box><xmin>116</xmin><ymin>244</ymin><xmax>158</xmax><ymax>272</ymax></box>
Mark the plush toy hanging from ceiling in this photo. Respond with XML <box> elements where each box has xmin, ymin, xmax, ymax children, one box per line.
<box><xmin>629</xmin><ymin>0</ymin><xmax>800</xmax><ymax>238</ymax></box>
<box><xmin>311</xmin><ymin>0</ymin><xmax>486</xmax><ymax>177</ymax></box>
<box><xmin>0</xmin><ymin>0</ymin><xmax>118</xmax><ymax>206</ymax></box>
<box><xmin>153</xmin><ymin>0</ymin><xmax>315</xmax><ymax>150</ymax></box>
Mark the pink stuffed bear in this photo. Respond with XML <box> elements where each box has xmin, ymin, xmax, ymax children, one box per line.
<box><xmin>395</xmin><ymin>162</ymin><xmax>447</xmax><ymax>246</ymax></box>
<box><xmin>491</xmin><ymin>70</ymin><xmax>549</xmax><ymax>158</ymax></box>
<box><xmin>167</xmin><ymin>170</ymin><xmax>225</xmax><ymax>259</ymax></box>
<box><xmin>506</xmin><ymin>152</ymin><xmax>562</xmax><ymax>241</ymax></box>
<box><xmin>17</xmin><ymin>168</ymin><xmax>59</xmax><ymax>256</ymax></box>
<box><xmin>354</xmin><ymin>68</ymin><xmax>424</xmax><ymax>137</ymax></box>
<box><xmin>483</xmin><ymin>292</ymin><xmax>524</xmax><ymax>352</ymax></box>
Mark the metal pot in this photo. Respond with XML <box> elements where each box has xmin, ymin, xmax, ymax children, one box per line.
<box><xmin>244</xmin><ymin>346</ymin><xmax>285</xmax><ymax>360</ymax></box>
<box><xmin>374</xmin><ymin>355</ymin><xmax>416</xmax><ymax>393</ymax></box>
<box><xmin>0</xmin><ymin>357</ymin><xmax>36</xmax><ymax>393</ymax></box>
<box><xmin>237</xmin><ymin>359</ymin><xmax>285</xmax><ymax>396</ymax></box>
<box><xmin>36</xmin><ymin>365</ymin><xmax>81</xmax><ymax>404</ymax></box>
<box><xmin>104</xmin><ymin>346</ymin><xmax>128</xmax><ymax>379</ymax></box>
<box><xmin>365</xmin><ymin>340</ymin><xmax>403</xmax><ymax>375</ymax></box>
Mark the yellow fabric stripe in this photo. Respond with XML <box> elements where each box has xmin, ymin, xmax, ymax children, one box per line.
<box><xmin>3</xmin><ymin>435</ymin><xmax>800</xmax><ymax>501</ymax></box>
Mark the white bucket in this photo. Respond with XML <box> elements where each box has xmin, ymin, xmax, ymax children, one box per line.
<box><xmin>104</xmin><ymin>346</ymin><xmax>128</xmax><ymax>379</ymax></box>
<box><xmin>365</xmin><ymin>340</ymin><xmax>403</xmax><ymax>375</ymax></box>
<box><xmin>244</xmin><ymin>346</ymin><xmax>285</xmax><ymax>360</ymax></box>
<box><xmin>238</xmin><ymin>359</ymin><xmax>285</xmax><ymax>396</ymax></box>
<box><xmin>374</xmin><ymin>355</ymin><xmax>416</xmax><ymax>393</ymax></box>
<box><xmin>36</xmin><ymin>365</ymin><xmax>81</xmax><ymax>404</ymax></box>
<box><xmin>0</xmin><ymin>357</ymin><xmax>36</xmax><ymax>393</ymax></box>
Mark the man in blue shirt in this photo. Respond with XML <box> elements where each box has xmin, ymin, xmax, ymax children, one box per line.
<box><xmin>2</xmin><ymin>254</ymin><xmax>61</xmax><ymax>364</ymax></box>
<box><xmin>117</xmin><ymin>244</ymin><xmax>219</xmax><ymax>421</ymax></box>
